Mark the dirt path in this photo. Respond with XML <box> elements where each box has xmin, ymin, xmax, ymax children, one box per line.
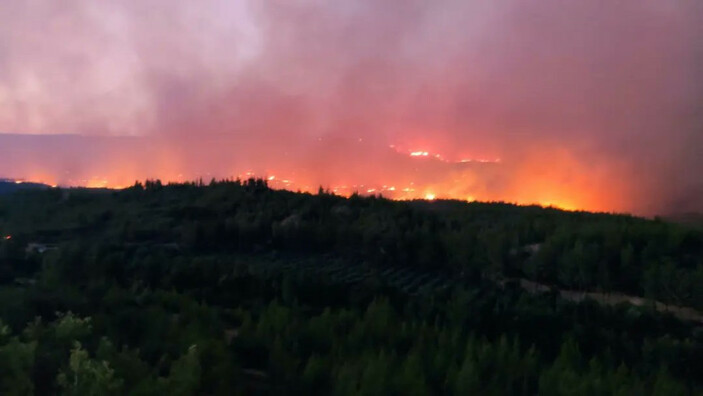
<box><xmin>504</xmin><ymin>278</ymin><xmax>703</xmax><ymax>324</ymax></box>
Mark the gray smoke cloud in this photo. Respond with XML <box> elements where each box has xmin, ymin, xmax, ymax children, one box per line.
<box><xmin>0</xmin><ymin>0</ymin><xmax>701</xmax><ymax>214</ymax></box>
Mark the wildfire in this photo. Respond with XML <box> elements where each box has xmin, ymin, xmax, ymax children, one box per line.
<box><xmin>85</xmin><ymin>179</ymin><xmax>110</xmax><ymax>188</ymax></box>
<box><xmin>2</xmin><ymin>141</ymin><xmax>624</xmax><ymax>214</ymax></box>
<box><xmin>393</xmin><ymin>146</ymin><xmax>501</xmax><ymax>165</ymax></box>
<box><xmin>5</xmin><ymin>170</ymin><xmax>607</xmax><ymax>212</ymax></box>
<box><xmin>459</xmin><ymin>158</ymin><xmax>502</xmax><ymax>164</ymax></box>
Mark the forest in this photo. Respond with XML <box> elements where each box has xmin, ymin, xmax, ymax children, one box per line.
<box><xmin>0</xmin><ymin>179</ymin><xmax>701</xmax><ymax>394</ymax></box>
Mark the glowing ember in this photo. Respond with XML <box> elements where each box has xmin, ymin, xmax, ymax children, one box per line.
<box><xmin>394</xmin><ymin>146</ymin><xmax>501</xmax><ymax>165</ymax></box>
<box><xmin>459</xmin><ymin>158</ymin><xmax>502</xmax><ymax>164</ymax></box>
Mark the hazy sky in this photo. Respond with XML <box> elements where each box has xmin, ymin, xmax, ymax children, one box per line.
<box><xmin>1</xmin><ymin>1</ymin><xmax>701</xmax><ymax>214</ymax></box>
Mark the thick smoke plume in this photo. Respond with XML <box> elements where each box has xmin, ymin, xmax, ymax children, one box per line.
<box><xmin>0</xmin><ymin>0</ymin><xmax>701</xmax><ymax>214</ymax></box>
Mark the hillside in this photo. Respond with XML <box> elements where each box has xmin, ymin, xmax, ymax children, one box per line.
<box><xmin>0</xmin><ymin>179</ymin><xmax>701</xmax><ymax>394</ymax></box>
<box><xmin>665</xmin><ymin>212</ymin><xmax>703</xmax><ymax>229</ymax></box>
<box><xmin>0</xmin><ymin>179</ymin><xmax>50</xmax><ymax>194</ymax></box>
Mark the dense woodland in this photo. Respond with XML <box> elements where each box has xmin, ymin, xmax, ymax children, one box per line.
<box><xmin>0</xmin><ymin>179</ymin><xmax>701</xmax><ymax>394</ymax></box>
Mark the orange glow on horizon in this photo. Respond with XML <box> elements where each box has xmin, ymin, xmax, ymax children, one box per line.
<box><xmin>3</xmin><ymin>139</ymin><xmax>632</xmax><ymax>214</ymax></box>
<box><xmin>8</xmin><ymin>173</ymin><xmax>608</xmax><ymax>213</ymax></box>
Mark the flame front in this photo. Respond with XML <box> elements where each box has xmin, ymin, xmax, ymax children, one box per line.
<box><xmin>0</xmin><ymin>134</ymin><xmax>633</xmax><ymax>214</ymax></box>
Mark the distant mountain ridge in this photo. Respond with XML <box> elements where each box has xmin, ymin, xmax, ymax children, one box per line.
<box><xmin>0</xmin><ymin>179</ymin><xmax>51</xmax><ymax>194</ymax></box>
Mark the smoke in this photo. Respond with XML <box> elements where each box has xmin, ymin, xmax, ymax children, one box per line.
<box><xmin>0</xmin><ymin>0</ymin><xmax>701</xmax><ymax>214</ymax></box>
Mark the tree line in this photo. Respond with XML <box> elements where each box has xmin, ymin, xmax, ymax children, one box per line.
<box><xmin>0</xmin><ymin>179</ymin><xmax>700</xmax><ymax>393</ymax></box>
